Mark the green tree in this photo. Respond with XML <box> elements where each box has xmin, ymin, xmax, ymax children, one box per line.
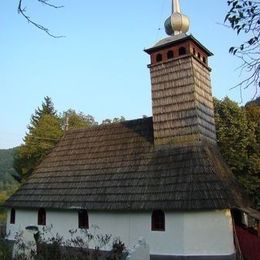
<box><xmin>245</xmin><ymin>103</ymin><xmax>260</xmax><ymax>177</ymax></box>
<box><xmin>30</xmin><ymin>96</ymin><xmax>57</xmax><ymax>130</ymax></box>
<box><xmin>14</xmin><ymin>99</ymin><xmax>99</xmax><ymax>180</ymax></box>
<box><xmin>225</xmin><ymin>0</ymin><xmax>260</xmax><ymax>94</ymax></box>
<box><xmin>61</xmin><ymin>109</ymin><xmax>98</xmax><ymax>130</ymax></box>
<box><xmin>214</xmin><ymin>97</ymin><xmax>260</xmax><ymax>205</ymax></box>
<box><xmin>214</xmin><ymin>97</ymin><xmax>250</xmax><ymax>173</ymax></box>
<box><xmin>14</xmin><ymin>114</ymin><xmax>63</xmax><ymax>178</ymax></box>
<box><xmin>102</xmin><ymin>116</ymin><xmax>125</xmax><ymax>125</ymax></box>
<box><xmin>14</xmin><ymin>97</ymin><xmax>62</xmax><ymax>179</ymax></box>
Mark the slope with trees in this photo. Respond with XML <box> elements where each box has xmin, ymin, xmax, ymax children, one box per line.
<box><xmin>0</xmin><ymin>148</ymin><xmax>18</xmax><ymax>191</ymax></box>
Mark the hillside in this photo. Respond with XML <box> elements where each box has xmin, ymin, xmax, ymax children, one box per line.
<box><xmin>0</xmin><ymin>148</ymin><xmax>19</xmax><ymax>190</ymax></box>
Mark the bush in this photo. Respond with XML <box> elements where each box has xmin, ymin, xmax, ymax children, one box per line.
<box><xmin>0</xmin><ymin>234</ymin><xmax>12</xmax><ymax>260</ymax></box>
<box><xmin>12</xmin><ymin>226</ymin><xmax>127</xmax><ymax>260</ymax></box>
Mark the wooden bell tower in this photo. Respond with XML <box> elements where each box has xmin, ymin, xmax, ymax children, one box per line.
<box><xmin>145</xmin><ymin>0</ymin><xmax>216</xmax><ymax>147</ymax></box>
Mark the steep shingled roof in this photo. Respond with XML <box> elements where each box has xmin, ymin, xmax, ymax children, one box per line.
<box><xmin>5</xmin><ymin>117</ymin><xmax>246</xmax><ymax>211</ymax></box>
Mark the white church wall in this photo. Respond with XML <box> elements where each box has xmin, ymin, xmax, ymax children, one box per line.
<box><xmin>6</xmin><ymin>208</ymin><xmax>235</xmax><ymax>256</ymax></box>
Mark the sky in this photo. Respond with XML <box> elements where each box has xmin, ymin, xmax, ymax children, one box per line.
<box><xmin>0</xmin><ymin>0</ymin><xmax>257</xmax><ymax>149</ymax></box>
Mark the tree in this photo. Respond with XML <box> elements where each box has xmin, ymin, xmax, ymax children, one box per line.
<box><xmin>225</xmin><ymin>0</ymin><xmax>260</xmax><ymax>96</ymax></box>
<box><xmin>102</xmin><ymin>116</ymin><xmax>125</xmax><ymax>125</ymax></box>
<box><xmin>214</xmin><ymin>97</ymin><xmax>260</xmax><ymax>206</ymax></box>
<box><xmin>214</xmin><ymin>97</ymin><xmax>250</xmax><ymax>173</ymax></box>
<box><xmin>14</xmin><ymin>114</ymin><xmax>63</xmax><ymax>178</ymax></box>
<box><xmin>61</xmin><ymin>109</ymin><xmax>98</xmax><ymax>130</ymax></box>
<box><xmin>14</xmin><ymin>97</ymin><xmax>62</xmax><ymax>178</ymax></box>
<box><xmin>245</xmin><ymin>101</ymin><xmax>260</xmax><ymax>177</ymax></box>
<box><xmin>17</xmin><ymin>0</ymin><xmax>64</xmax><ymax>38</ymax></box>
<box><xmin>14</xmin><ymin>99</ymin><xmax>99</xmax><ymax>180</ymax></box>
<box><xmin>30</xmin><ymin>96</ymin><xmax>57</xmax><ymax>129</ymax></box>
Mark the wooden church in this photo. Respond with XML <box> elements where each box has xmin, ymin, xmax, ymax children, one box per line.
<box><xmin>5</xmin><ymin>1</ymin><xmax>248</xmax><ymax>259</ymax></box>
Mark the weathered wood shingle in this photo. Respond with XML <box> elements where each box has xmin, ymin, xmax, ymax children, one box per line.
<box><xmin>5</xmin><ymin>117</ymin><xmax>246</xmax><ymax>210</ymax></box>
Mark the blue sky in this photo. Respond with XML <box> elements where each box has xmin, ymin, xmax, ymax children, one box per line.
<box><xmin>0</xmin><ymin>0</ymin><xmax>256</xmax><ymax>149</ymax></box>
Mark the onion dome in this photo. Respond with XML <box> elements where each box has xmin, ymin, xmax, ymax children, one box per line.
<box><xmin>164</xmin><ymin>0</ymin><xmax>190</xmax><ymax>36</ymax></box>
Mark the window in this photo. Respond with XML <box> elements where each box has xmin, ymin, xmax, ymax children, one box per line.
<box><xmin>203</xmin><ymin>56</ymin><xmax>207</xmax><ymax>64</ymax></box>
<box><xmin>167</xmin><ymin>50</ymin><xmax>174</xmax><ymax>59</ymax></box>
<box><xmin>10</xmin><ymin>208</ymin><xmax>15</xmax><ymax>224</ymax></box>
<box><xmin>156</xmin><ymin>53</ymin><xmax>163</xmax><ymax>62</ymax></box>
<box><xmin>151</xmin><ymin>210</ymin><xmax>165</xmax><ymax>231</ymax></box>
<box><xmin>179</xmin><ymin>47</ymin><xmax>186</xmax><ymax>56</ymax></box>
<box><xmin>38</xmin><ymin>208</ymin><xmax>46</xmax><ymax>226</ymax></box>
<box><xmin>78</xmin><ymin>210</ymin><xmax>89</xmax><ymax>229</ymax></box>
<box><xmin>198</xmin><ymin>52</ymin><xmax>201</xmax><ymax>60</ymax></box>
<box><xmin>193</xmin><ymin>48</ymin><xmax>196</xmax><ymax>55</ymax></box>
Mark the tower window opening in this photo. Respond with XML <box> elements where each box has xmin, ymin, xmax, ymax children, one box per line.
<box><xmin>203</xmin><ymin>57</ymin><xmax>207</xmax><ymax>64</ymax></box>
<box><xmin>198</xmin><ymin>53</ymin><xmax>201</xmax><ymax>60</ymax></box>
<box><xmin>156</xmin><ymin>53</ymin><xmax>163</xmax><ymax>62</ymax></box>
<box><xmin>167</xmin><ymin>50</ymin><xmax>174</xmax><ymax>59</ymax></box>
<box><xmin>193</xmin><ymin>48</ymin><xmax>196</xmax><ymax>55</ymax></box>
<box><xmin>179</xmin><ymin>47</ymin><xmax>186</xmax><ymax>56</ymax></box>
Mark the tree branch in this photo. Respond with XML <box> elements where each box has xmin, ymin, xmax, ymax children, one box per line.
<box><xmin>225</xmin><ymin>0</ymin><xmax>260</xmax><ymax>98</ymax></box>
<box><xmin>17</xmin><ymin>0</ymin><xmax>64</xmax><ymax>38</ymax></box>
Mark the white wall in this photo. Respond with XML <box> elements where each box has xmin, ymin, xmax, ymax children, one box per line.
<box><xmin>6</xmin><ymin>209</ymin><xmax>235</xmax><ymax>256</ymax></box>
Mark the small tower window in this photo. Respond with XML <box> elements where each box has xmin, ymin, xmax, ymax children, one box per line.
<box><xmin>38</xmin><ymin>208</ymin><xmax>46</xmax><ymax>226</ymax></box>
<box><xmin>151</xmin><ymin>210</ymin><xmax>165</xmax><ymax>231</ymax></box>
<box><xmin>10</xmin><ymin>208</ymin><xmax>15</xmax><ymax>224</ymax></box>
<box><xmin>78</xmin><ymin>210</ymin><xmax>89</xmax><ymax>229</ymax></box>
<box><xmin>156</xmin><ymin>53</ymin><xmax>163</xmax><ymax>62</ymax></box>
<box><xmin>198</xmin><ymin>53</ymin><xmax>201</xmax><ymax>60</ymax></box>
<box><xmin>203</xmin><ymin>56</ymin><xmax>207</xmax><ymax>64</ymax></box>
<box><xmin>167</xmin><ymin>50</ymin><xmax>174</xmax><ymax>59</ymax></box>
<box><xmin>193</xmin><ymin>48</ymin><xmax>196</xmax><ymax>55</ymax></box>
<box><xmin>179</xmin><ymin>47</ymin><xmax>186</xmax><ymax>56</ymax></box>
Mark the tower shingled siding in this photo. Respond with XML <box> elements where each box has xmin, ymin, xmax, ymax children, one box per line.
<box><xmin>150</xmin><ymin>55</ymin><xmax>216</xmax><ymax>146</ymax></box>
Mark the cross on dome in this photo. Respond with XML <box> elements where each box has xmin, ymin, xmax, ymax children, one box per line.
<box><xmin>165</xmin><ymin>0</ymin><xmax>190</xmax><ymax>36</ymax></box>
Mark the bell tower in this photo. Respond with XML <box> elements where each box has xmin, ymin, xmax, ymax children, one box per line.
<box><xmin>145</xmin><ymin>0</ymin><xmax>216</xmax><ymax>147</ymax></box>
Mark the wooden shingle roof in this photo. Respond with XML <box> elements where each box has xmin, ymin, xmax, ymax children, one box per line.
<box><xmin>5</xmin><ymin>117</ymin><xmax>246</xmax><ymax>210</ymax></box>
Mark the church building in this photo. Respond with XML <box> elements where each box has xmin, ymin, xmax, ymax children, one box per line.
<box><xmin>5</xmin><ymin>1</ymin><xmax>247</xmax><ymax>259</ymax></box>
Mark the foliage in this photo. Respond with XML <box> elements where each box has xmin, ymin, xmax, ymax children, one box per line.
<box><xmin>14</xmin><ymin>114</ymin><xmax>63</xmax><ymax>179</ymax></box>
<box><xmin>30</xmin><ymin>96</ymin><xmax>57</xmax><ymax>130</ymax></box>
<box><xmin>61</xmin><ymin>109</ymin><xmax>98</xmax><ymax>130</ymax></box>
<box><xmin>214</xmin><ymin>97</ymin><xmax>260</xmax><ymax>205</ymax></box>
<box><xmin>102</xmin><ymin>117</ymin><xmax>125</xmax><ymax>125</ymax></box>
<box><xmin>0</xmin><ymin>148</ymin><xmax>19</xmax><ymax>187</ymax></box>
<box><xmin>214</xmin><ymin>97</ymin><xmax>250</xmax><ymax>173</ymax></box>
<box><xmin>0</xmin><ymin>148</ymin><xmax>19</xmax><ymax>222</ymax></box>
<box><xmin>0</xmin><ymin>186</ymin><xmax>19</xmax><ymax>224</ymax></box>
<box><xmin>13</xmin><ymin>97</ymin><xmax>117</xmax><ymax>180</ymax></box>
<box><xmin>225</xmin><ymin>0</ymin><xmax>260</xmax><ymax>95</ymax></box>
<box><xmin>14</xmin><ymin>97</ymin><xmax>63</xmax><ymax>178</ymax></box>
<box><xmin>0</xmin><ymin>236</ymin><xmax>12</xmax><ymax>260</ymax></box>
<box><xmin>11</xmin><ymin>225</ymin><xmax>127</xmax><ymax>260</ymax></box>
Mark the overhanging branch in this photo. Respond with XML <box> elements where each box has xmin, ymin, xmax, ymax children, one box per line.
<box><xmin>17</xmin><ymin>0</ymin><xmax>64</xmax><ymax>38</ymax></box>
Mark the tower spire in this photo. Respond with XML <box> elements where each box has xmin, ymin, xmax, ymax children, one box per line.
<box><xmin>165</xmin><ymin>0</ymin><xmax>190</xmax><ymax>36</ymax></box>
<box><xmin>172</xmin><ymin>0</ymin><xmax>181</xmax><ymax>13</ymax></box>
